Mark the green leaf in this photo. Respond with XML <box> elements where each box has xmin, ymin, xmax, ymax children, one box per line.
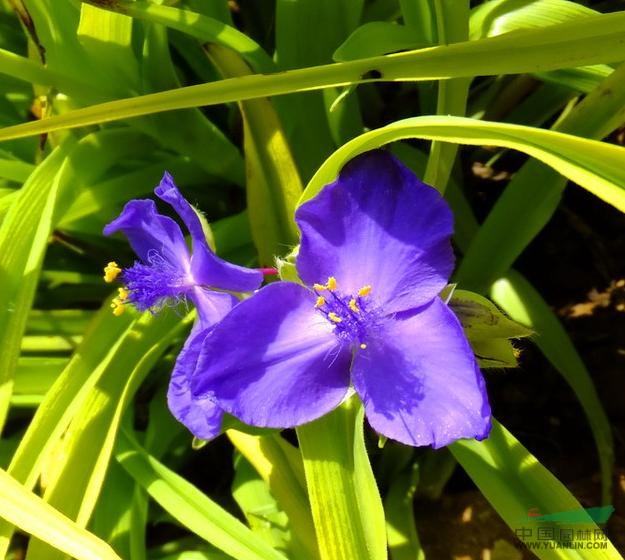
<box><xmin>490</xmin><ymin>271</ymin><xmax>614</xmax><ymax>506</ymax></box>
<box><xmin>0</xmin><ymin>46</ymin><xmax>94</xmax><ymax>100</ymax></box>
<box><xmin>59</xmin><ymin>157</ymin><xmax>202</xmax><ymax>226</ymax></box>
<box><xmin>470</xmin><ymin>0</ymin><xmax>598</xmax><ymax>40</ymax></box>
<box><xmin>0</xmin><ymin>127</ymin><xmax>148</xmax><ymax>443</ymax></box>
<box><xmin>20</xmin><ymin>0</ymin><xmax>120</xmax><ymax>100</ymax></box>
<box><xmin>422</xmin><ymin>0</ymin><xmax>470</xmax><ymax>192</ymax></box>
<box><xmin>84</xmin><ymin>0</ymin><xmax>275</xmax><ymax>73</ymax></box>
<box><xmin>450</xmin><ymin>420</ymin><xmax>621</xmax><ymax>560</ymax></box>
<box><xmin>448</xmin><ymin>171</ymin><xmax>615</xmax><ymax>514</ymax></box>
<box><xmin>77</xmin><ymin>2</ymin><xmax>138</xmax><ymax>91</ymax></box>
<box><xmin>24</xmin><ymin>308</ymin><xmax>188</xmax><ymax>560</ymax></box>
<box><xmin>139</xmin><ymin>23</ymin><xmax>245</xmax><ymax>186</ymax></box>
<box><xmin>5</xmin><ymin>12</ymin><xmax>625</xmax><ymax>140</ymax></box>
<box><xmin>536</xmin><ymin>65</ymin><xmax>612</xmax><ymax>93</ymax></box>
<box><xmin>116</xmin><ymin>429</ymin><xmax>288</xmax><ymax>560</ymax></box>
<box><xmin>0</xmin><ymin>300</ymin><xmax>135</xmax><ymax>557</ymax></box>
<box><xmin>0</xmin><ymin>467</ymin><xmax>120</xmax><ymax>560</ymax></box>
<box><xmin>0</xmin><ymin>143</ymin><xmax>70</xmax><ymax>432</ymax></box>
<box><xmin>352</xmin><ymin>403</ymin><xmax>387</xmax><ymax>559</ymax></box>
<box><xmin>296</xmin><ymin>397</ymin><xmax>386</xmax><ymax>560</ymax></box>
<box><xmin>206</xmin><ymin>44</ymin><xmax>302</xmax><ymax>264</ymax></box>
<box><xmin>333</xmin><ymin>22</ymin><xmax>425</xmax><ymax>61</ymax></box>
<box><xmin>91</xmin><ymin>460</ymin><xmax>145</xmax><ymax>560</ymax></box>
<box><xmin>384</xmin><ymin>468</ymin><xmax>424</xmax><ymax>560</ymax></box>
<box><xmin>275</xmin><ymin>0</ymin><xmax>363</xmax><ymax>179</ymax></box>
<box><xmin>13</xmin><ymin>357</ymin><xmax>67</xmax><ymax>407</ymax></box>
<box><xmin>457</xmin><ymin>60</ymin><xmax>625</xmax><ymax>293</ymax></box>
<box><xmin>227</xmin><ymin>431</ymin><xmax>318</xmax><ymax>560</ymax></box>
<box><xmin>300</xmin><ymin>116</ymin><xmax>625</xmax><ymax>214</ymax></box>
<box><xmin>21</xmin><ymin>334</ymin><xmax>81</xmax><ymax>353</ymax></box>
<box><xmin>231</xmin><ymin>455</ymin><xmax>292</xmax><ymax>555</ymax></box>
<box><xmin>26</xmin><ymin>310</ymin><xmax>93</xmax><ymax>335</ymax></box>
<box><xmin>399</xmin><ymin>0</ymin><xmax>434</xmax><ymax>42</ymax></box>
<box><xmin>0</xmin><ymin>155</ymin><xmax>34</xmax><ymax>182</ymax></box>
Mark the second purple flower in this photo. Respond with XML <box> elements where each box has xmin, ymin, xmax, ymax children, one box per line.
<box><xmin>103</xmin><ymin>173</ymin><xmax>263</xmax><ymax>441</ymax></box>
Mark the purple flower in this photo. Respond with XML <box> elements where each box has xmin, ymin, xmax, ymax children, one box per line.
<box><xmin>188</xmin><ymin>151</ymin><xmax>491</xmax><ymax>448</ymax></box>
<box><xmin>103</xmin><ymin>173</ymin><xmax>263</xmax><ymax>440</ymax></box>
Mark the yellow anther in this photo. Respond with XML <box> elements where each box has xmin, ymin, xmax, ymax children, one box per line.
<box><xmin>358</xmin><ymin>285</ymin><xmax>372</xmax><ymax>297</ymax></box>
<box><xmin>315</xmin><ymin>296</ymin><xmax>326</xmax><ymax>308</ymax></box>
<box><xmin>103</xmin><ymin>261</ymin><xmax>121</xmax><ymax>283</ymax></box>
<box><xmin>348</xmin><ymin>298</ymin><xmax>359</xmax><ymax>313</ymax></box>
<box><xmin>313</xmin><ymin>283</ymin><xmax>327</xmax><ymax>291</ymax></box>
<box><xmin>327</xmin><ymin>276</ymin><xmax>337</xmax><ymax>291</ymax></box>
<box><xmin>110</xmin><ymin>287</ymin><xmax>129</xmax><ymax>317</ymax></box>
<box><xmin>328</xmin><ymin>312</ymin><xmax>342</xmax><ymax>323</ymax></box>
<box><xmin>360</xmin><ymin>343</ymin><xmax>367</xmax><ymax>349</ymax></box>
<box><xmin>110</xmin><ymin>298</ymin><xmax>126</xmax><ymax>317</ymax></box>
<box><xmin>112</xmin><ymin>305</ymin><xmax>125</xmax><ymax>316</ymax></box>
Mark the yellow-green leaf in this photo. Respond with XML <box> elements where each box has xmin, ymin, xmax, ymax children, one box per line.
<box><xmin>301</xmin><ymin>116</ymin><xmax>625</xmax><ymax>214</ymax></box>
<box><xmin>0</xmin><ymin>468</ymin><xmax>120</xmax><ymax>560</ymax></box>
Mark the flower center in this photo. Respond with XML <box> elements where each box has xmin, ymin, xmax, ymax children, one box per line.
<box><xmin>313</xmin><ymin>277</ymin><xmax>377</xmax><ymax>348</ymax></box>
<box><xmin>103</xmin><ymin>250</ymin><xmax>192</xmax><ymax>313</ymax></box>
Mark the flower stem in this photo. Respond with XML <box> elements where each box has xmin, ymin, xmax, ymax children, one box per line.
<box><xmin>296</xmin><ymin>397</ymin><xmax>386</xmax><ymax>560</ymax></box>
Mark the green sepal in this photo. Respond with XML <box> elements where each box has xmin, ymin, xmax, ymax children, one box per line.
<box><xmin>473</xmin><ymin>337</ymin><xmax>519</xmax><ymax>369</ymax></box>
<box><xmin>450</xmin><ymin>289</ymin><xmax>532</xmax><ymax>368</ymax></box>
<box><xmin>440</xmin><ymin>282</ymin><xmax>457</xmax><ymax>303</ymax></box>
<box><xmin>191</xmin><ymin>437</ymin><xmax>209</xmax><ymax>451</ymax></box>
<box><xmin>451</xmin><ymin>289</ymin><xmax>533</xmax><ymax>339</ymax></box>
<box><xmin>275</xmin><ymin>245</ymin><xmax>302</xmax><ymax>284</ymax></box>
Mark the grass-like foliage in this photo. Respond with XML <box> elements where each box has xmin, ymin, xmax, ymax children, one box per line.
<box><xmin>0</xmin><ymin>0</ymin><xmax>624</xmax><ymax>559</ymax></box>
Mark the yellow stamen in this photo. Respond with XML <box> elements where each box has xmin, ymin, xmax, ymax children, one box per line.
<box><xmin>313</xmin><ymin>283</ymin><xmax>327</xmax><ymax>291</ymax></box>
<box><xmin>112</xmin><ymin>305</ymin><xmax>125</xmax><ymax>317</ymax></box>
<box><xmin>358</xmin><ymin>285</ymin><xmax>372</xmax><ymax>297</ymax></box>
<box><xmin>110</xmin><ymin>287</ymin><xmax>129</xmax><ymax>317</ymax></box>
<box><xmin>315</xmin><ymin>296</ymin><xmax>326</xmax><ymax>308</ymax></box>
<box><xmin>111</xmin><ymin>298</ymin><xmax>126</xmax><ymax>316</ymax></box>
<box><xmin>348</xmin><ymin>298</ymin><xmax>359</xmax><ymax>313</ymax></box>
<box><xmin>360</xmin><ymin>343</ymin><xmax>367</xmax><ymax>349</ymax></box>
<box><xmin>327</xmin><ymin>276</ymin><xmax>337</xmax><ymax>291</ymax></box>
<box><xmin>328</xmin><ymin>312</ymin><xmax>342</xmax><ymax>323</ymax></box>
<box><xmin>103</xmin><ymin>261</ymin><xmax>121</xmax><ymax>283</ymax></box>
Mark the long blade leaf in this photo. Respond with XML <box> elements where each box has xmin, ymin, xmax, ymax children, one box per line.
<box><xmin>3</xmin><ymin>10</ymin><xmax>625</xmax><ymax>140</ymax></box>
